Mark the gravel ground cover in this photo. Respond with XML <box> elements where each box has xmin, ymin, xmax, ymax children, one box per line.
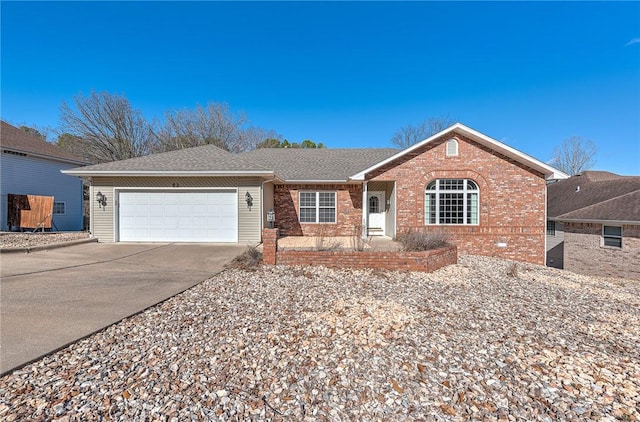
<box><xmin>0</xmin><ymin>256</ymin><xmax>638</xmax><ymax>421</ymax></box>
<box><xmin>0</xmin><ymin>232</ymin><xmax>89</xmax><ymax>249</ymax></box>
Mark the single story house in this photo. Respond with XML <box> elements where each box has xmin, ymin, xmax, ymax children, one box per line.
<box><xmin>63</xmin><ymin>123</ymin><xmax>567</xmax><ymax>264</ymax></box>
<box><xmin>547</xmin><ymin>171</ymin><xmax>640</xmax><ymax>280</ymax></box>
<box><xmin>1</xmin><ymin>121</ymin><xmax>87</xmax><ymax>231</ymax></box>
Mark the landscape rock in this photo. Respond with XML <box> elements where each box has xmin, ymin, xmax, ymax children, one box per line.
<box><xmin>0</xmin><ymin>256</ymin><xmax>638</xmax><ymax>420</ymax></box>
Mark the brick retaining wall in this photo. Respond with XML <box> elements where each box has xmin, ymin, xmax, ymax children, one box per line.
<box><xmin>262</xmin><ymin>229</ymin><xmax>457</xmax><ymax>272</ymax></box>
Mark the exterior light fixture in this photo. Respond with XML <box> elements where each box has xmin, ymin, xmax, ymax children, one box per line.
<box><xmin>245</xmin><ymin>191</ymin><xmax>253</xmax><ymax>209</ymax></box>
<box><xmin>96</xmin><ymin>191</ymin><xmax>107</xmax><ymax>209</ymax></box>
<box><xmin>267</xmin><ymin>208</ymin><xmax>275</xmax><ymax>229</ymax></box>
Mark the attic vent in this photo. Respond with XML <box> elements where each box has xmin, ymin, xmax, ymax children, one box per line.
<box><xmin>3</xmin><ymin>150</ymin><xmax>27</xmax><ymax>157</ymax></box>
<box><xmin>576</xmin><ymin>186</ymin><xmax>580</xmax><ymax>192</ymax></box>
<box><xmin>446</xmin><ymin>139</ymin><xmax>459</xmax><ymax>157</ymax></box>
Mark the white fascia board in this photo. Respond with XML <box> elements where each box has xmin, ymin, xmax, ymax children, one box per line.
<box><xmin>61</xmin><ymin>170</ymin><xmax>274</xmax><ymax>177</ymax></box>
<box><xmin>551</xmin><ymin>217</ymin><xmax>640</xmax><ymax>225</ymax></box>
<box><xmin>350</xmin><ymin>123</ymin><xmax>569</xmax><ymax>181</ymax></box>
<box><xmin>283</xmin><ymin>179</ymin><xmax>350</xmax><ymax>183</ymax></box>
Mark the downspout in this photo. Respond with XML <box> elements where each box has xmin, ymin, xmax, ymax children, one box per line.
<box><xmin>88</xmin><ymin>178</ymin><xmax>94</xmax><ymax>238</ymax></box>
<box><xmin>362</xmin><ymin>181</ymin><xmax>368</xmax><ymax>239</ymax></box>
<box><xmin>544</xmin><ymin>179</ymin><xmax>548</xmax><ymax>266</ymax></box>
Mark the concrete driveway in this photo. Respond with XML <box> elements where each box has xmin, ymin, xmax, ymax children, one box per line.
<box><xmin>0</xmin><ymin>242</ymin><xmax>246</xmax><ymax>374</ymax></box>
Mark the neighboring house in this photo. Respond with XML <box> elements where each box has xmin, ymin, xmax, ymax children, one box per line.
<box><xmin>1</xmin><ymin>121</ymin><xmax>87</xmax><ymax>231</ymax></box>
<box><xmin>63</xmin><ymin>123</ymin><xmax>567</xmax><ymax>264</ymax></box>
<box><xmin>547</xmin><ymin>171</ymin><xmax>640</xmax><ymax>280</ymax></box>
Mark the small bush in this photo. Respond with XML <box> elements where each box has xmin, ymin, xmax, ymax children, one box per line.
<box><xmin>350</xmin><ymin>224</ymin><xmax>368</xmax><ymax>251</ymax></box>
<box><xmin>507</xmin><ymin>262</ymin><xmax>519</xmax><ymax>278</ymax></box>
<box><xmin>397</xmin><ymin>231</ymin><xmax>449</xmax><ymax>252</ymax></box>
<box><xmin>227</xmin><ymin>245</ymin><xmax>263</xmax><ymax>271</ymax></box>
<box><xmin>314</xmin><ymin>225</ymin><xmax>342</xmax><ymax>251</ymax></box>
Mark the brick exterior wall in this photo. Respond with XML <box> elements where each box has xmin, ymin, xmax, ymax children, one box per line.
<box><xmin>270</xmin><ymin>134</ymin><xmax>548</xmax><ymax>265</ymax></box>
<box><xmin>274</xmin><ymin>184</ymin><xmax>362</xmax><ymax>237</ymax></box>
<box><xmin>261</xmin><ymin>228</ymin><xmax>278</xmax><ymax>265</ymax></box>
<box><xmin>275</xmin><ymin>247</ymin><xmax>457</xmax><ymax>272</ymax></box>
<box><xmin>367</xmin><ymin>134</ymin><xmax>547</xmax><ymax>265</ymax></box>
<box><xmin>564</xmin><ymin>223</ymin><xmax>640</xmax><ymax>280</ymax></box>
<box><xmin>261</xmin><ymin>228</ymin><xmax>457</xmax><ymax>272</ymax></box>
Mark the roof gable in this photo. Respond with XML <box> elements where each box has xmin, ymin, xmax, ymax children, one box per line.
<box><xmin>1</xmin><ymin>121</ymin><xmax>87</xmax><ymax>164</ymax></box>
<box><xmin>350</xmin><ymin>123</ymin><xmax>568</xmax><ymax>181</ymax></box>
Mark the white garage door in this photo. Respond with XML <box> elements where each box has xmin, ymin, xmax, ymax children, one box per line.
<box><xmin>118</xmin><ymin>190</ymin><xmax>238</xmax><ymax>242</ymax></box>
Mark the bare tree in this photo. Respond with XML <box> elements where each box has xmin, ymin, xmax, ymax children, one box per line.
<box><xmin>60</xmin><ymin>91</ymin><xmax>157</xmax><ymax>162</ymax></box>
<box><xmin>551</xmin><ymin>136</ymin><xmax>597</xmax><ymax>175</ymax></box>
<box><xmin>236</xmin><ymin>126</ymin><xmax>283</xmax><ymax>152</ymax></box>
<box><xmin>157</xmin><ymin>102</ymin><xmax>274</xmax><ymax>153</ymax></box>
<box><xmin>56</xmin><ymin>133</ymin><xmax>102</xmax><ymax>164</ymax></box>
<box><xmin>390</xmin><ymin>115</ymin><xmax>456</xmax><ymax>149</ymax></box>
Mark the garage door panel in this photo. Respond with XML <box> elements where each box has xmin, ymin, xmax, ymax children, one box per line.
<box><xmin>119</xmin><ymin>191</ymin><xmax>237</xmax><ymax>242</ymax></box>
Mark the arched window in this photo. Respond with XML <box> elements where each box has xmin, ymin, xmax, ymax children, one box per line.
<box><xmin>425</xmin><ymin>179</ymin><xmax>479</xmax><ymax>224</ymax></box>
<box><xmin>446</xmin><ymin>139</ymin><xmax>459</xmax><ymax>157</ymax></box>
<box><xmin>369</xmin><ymin>195</ymin><xmax>380</xmax><ymax>213</ymax></box>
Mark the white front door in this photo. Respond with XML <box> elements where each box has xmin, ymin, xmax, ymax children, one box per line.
<box><xmin>367</xmin><ymin>191</ymin><xmax>385</xmax><ymax>236</ymax></box>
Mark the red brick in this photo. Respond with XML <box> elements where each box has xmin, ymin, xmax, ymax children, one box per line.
<box><xmin>270</xmin><ymin>134</ymin><xmax>547</xmax><ymax>265</ymax></box>
<box><xmin>272</xmin><ymin>245</ymin><xmax>457</xmax><ymax>273</ymax></box>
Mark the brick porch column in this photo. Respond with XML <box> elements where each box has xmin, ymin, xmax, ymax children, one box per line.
<box><xmin>262</xmin><ymin>228</ymin><xmax>279</xmax><ymax>265</ymax></box>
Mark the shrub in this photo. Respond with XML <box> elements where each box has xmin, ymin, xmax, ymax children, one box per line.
<box><xmin>350</xmin><ymin>224</ymin><xmax>368</xmax><ymax>252</ymax></box>
<box><xmin>227</xmin><ymin>245</ymin><xmax>263</xmax><ymax>271</ymax></box>
<box><xmin>314</xmin><ymin>224</ymin><xmax>342</xmax><ymax>251</ymax></box>
<box><xmin>397</xmin><ymin>231</ymin><xmax>449</xmax><ymax>252</ymax></box>
<box><xmin>507</xmin><ymin>262</ymin><xmax>519</xmax><ymax>278</ymax></box>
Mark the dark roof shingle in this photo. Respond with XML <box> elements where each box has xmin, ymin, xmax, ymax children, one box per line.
<box><xmin>1</xmin><ymin>121</ymin><xmax>86</xmax><ymax>164</ymax></box>
<box><xmin>65</xmin><ymin>144</ymin><xmax>273</xmax><ymax>174</ymax></box>
<box><xmin>239</xmin><ymin>148</ymin><xmax>399</xmax><ymax>181</ymax></box>
<box><xmin>548</xmin><ymin>171</ymin><xmax>640</xmax><ymax>223</ymax></box>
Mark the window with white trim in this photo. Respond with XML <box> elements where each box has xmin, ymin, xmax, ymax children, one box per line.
<box><xmin>603</xmin><ymin>225</ymin><xmax>622</xmax><ymax>248</ymax></box>
<box><xmin>299</xmin><ymin>191</ymin><xmax>336</xmax><ymax>223</ymax></box>
<box><xmin>446</xmin><ymin>139</ymin><xmax>459</xmax><ymax>157</ymax></box>
<box><xmin>53</xmin><ymin>202</ymin><xmax>66</xmax><ymax>215</ymax></box>
<box><xmin>425</xmin><ymin>179</ymin><xmax>479</xmax><ymax>225</ymax></box>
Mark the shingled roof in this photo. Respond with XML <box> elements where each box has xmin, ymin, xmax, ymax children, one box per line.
<box><xmin>548</xmin><ymin>171</ymin><xmax>640</xmax><ymax>223</ymax></box>
<box><xmin>239</xmin><ymin>148</ymin><xmax>399</xmax><ymax>181</ymax></box>
<box><xmin>63</xmin><ymin>144</ymin><xmax>273</xmax><ymax>176</ymax></box>
<box><xmin>1</xmin><ymin>121</ymin><xmax>87</xmax><ymax>164</ymax></box>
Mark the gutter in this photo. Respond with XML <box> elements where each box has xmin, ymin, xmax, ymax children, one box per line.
<box><xmin>61</xmin><ymin>170</ymin><xmax>275</xmax><ymax>177</ymax></box>
<box><xmin>550</xmin><ymin>217</ymin><xmax>640</xmax><ymax>225</ymax></box>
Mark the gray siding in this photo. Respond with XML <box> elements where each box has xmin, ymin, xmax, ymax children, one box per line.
<box><xmin>0</xmin><ymin>152</ymin><xmax>83</xmax><ymax>231</ymax></box>
<box><xmin>90</xmin><ymin>176</ymin><xmax>262</xmax><ymax>243</ymax></box>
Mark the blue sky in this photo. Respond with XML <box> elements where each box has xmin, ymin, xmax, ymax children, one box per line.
<box><xmin>2</xmin><ymin>1</ymin><xmax>639</xmax><ymax>175</ymax></box>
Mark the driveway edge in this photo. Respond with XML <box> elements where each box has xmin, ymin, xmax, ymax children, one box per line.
<box><xmin>0</xmin><ymin>237</ymin><xmax>98</xmax><ymax>254</ymax></box>
<box><xmin>0</xmin><ymin>267</ymin><xmax>227</xmax><ymax>377</ymax></box>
